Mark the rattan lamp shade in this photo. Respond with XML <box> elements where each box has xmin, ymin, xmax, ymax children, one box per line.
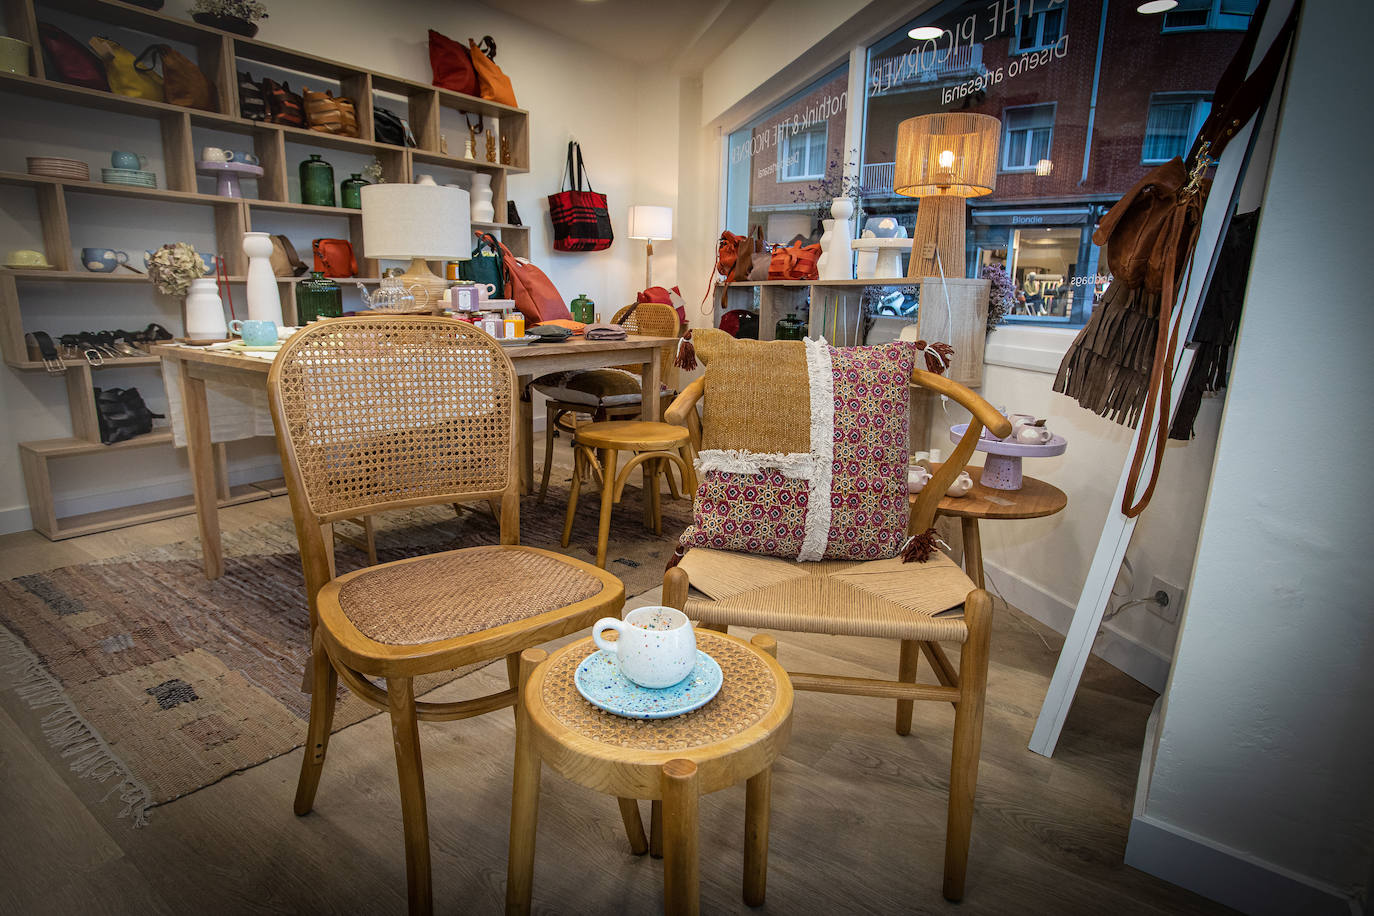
<box><xmin>894</xmin><ymin>113</ymin><xmax>1000</xmax><ymax>198</ymax></box>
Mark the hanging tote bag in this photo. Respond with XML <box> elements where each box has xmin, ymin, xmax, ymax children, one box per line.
<box><xmin>135</xmin><ymin>44</ymin><xmax>217</xmax><ymax>111</ymax></box>
<box><xmin>547</xmin><ymin>141</ymin><xmax>613</xmax><ymax>252</ymax></box>
<box><xmin>89</xmin><ymin>36</ymin><xmax>163</xmax><ymax>101</ymax></box>
<box><xmin>37</xmin><ymin>24</ymin><xmax>110</xmax><ymax>91</ymax></box>
<box><xmin>495</xmin><ymin>240</ymin><xmax>572</xmax><ymax>322</ymax></box>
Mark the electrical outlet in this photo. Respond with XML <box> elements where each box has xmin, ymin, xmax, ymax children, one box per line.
<box><xmin>1149</xmin><ymin>576</ymin><xmax>1184</xmax><ymax>625</ymax></box>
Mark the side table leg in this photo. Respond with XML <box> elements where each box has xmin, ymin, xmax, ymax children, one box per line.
<box><xmin>650</xmin><ymin>800</ymin><xmax>664</xmax><ymax>858</ymax></box>
<box><xmin>661</xmin><ymin>758</ymin><xmax>700</xmax><ymax>916</ymax></box>
<box><xmin>506</xmin><ymin>648</ymin><xmax>547</xmax><ymax>915</ymax></box>
<box><xmin>961</xmin><ymin>517</ymin><xmax>985</xmax><ymax>589</ymax></box>
<box><xmin>180</xmin><ymin>361</ymin><xmax>223</xmax><ymax>580</ymax></box>
<box><xmin>616</xmin><ymin>797</ymin><xmax>649</xmax><ymax>855</ymax></box>
<box><xmin>743</xmin><ymin>767</ymin><xmax>772</xmax><ymax>906</ymax></box>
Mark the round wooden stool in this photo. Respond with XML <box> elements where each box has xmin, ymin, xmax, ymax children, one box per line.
<box><xmin>506</xmin><ymin>630</ymin><xmax>794</xmax><ymax>916</ymax></box>
<box><xmin>560</xmin><ymin>420</ymin><xmax>696</xmax><ymax>568</ymax></box>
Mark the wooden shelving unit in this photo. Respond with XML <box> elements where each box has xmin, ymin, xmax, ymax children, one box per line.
<box><xmin>2</xmin><ymin>0</ymin><xmax>533</xmax><ymax>538</ymax></box>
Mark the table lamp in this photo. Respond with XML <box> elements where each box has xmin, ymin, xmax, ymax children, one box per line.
<box><xmin>360</xmin><ymin>183</ymin><xmax>470</xmax><ymax>310</ymax></box>
<box><xmin>628</xmin><ymin>204</ymin><xmax>672</xmax><ymax>289</ymax></box>
<box><xmin>894</xmin><ymin>113</ymin><xmax>1000</xmax><ymax>279</ymax></box>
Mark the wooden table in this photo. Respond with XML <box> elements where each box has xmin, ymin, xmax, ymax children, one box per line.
<box><xmin>154</xmin><ymin>335</ymin><xmax>675</xmax><ymax>580</ymax></box>
<box><xmin>921</xmin><ymin>464</ymin><xmax>1068</xmax><ymax>589</ymax></box>
<box><xmin>507</xmin><ymin>630</ymin><xmax>793</xmax><ymax>916</ymax></box>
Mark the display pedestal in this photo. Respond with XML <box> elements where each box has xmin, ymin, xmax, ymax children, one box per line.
<box><xmin>949</xmin><ymin>423</ymin><xmax>1067</xmax><ymax>490</ymax></box>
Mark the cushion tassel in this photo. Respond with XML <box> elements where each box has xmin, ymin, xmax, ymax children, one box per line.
<box><xmin>914</xmin><ymin>340</ymin><xmax>955</xmax><ymax>376</ymax></box>
<box><xmin>901</xmin><ymin>527</ymin><xmax>941</xmax><ymax>564</ymax></box>
<box><xmin>665</xmin><ymin>543</ymin><xmax>687</xmax><ymax>570</ymax></box>
<box><xmin>674</xmin><ymin>330</ymin><xmax>697</xmax><ymax>371</ymax></box>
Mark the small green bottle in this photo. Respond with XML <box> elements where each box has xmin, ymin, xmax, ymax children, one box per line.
<box><xmin>299</xmin><ymin>154</ymin><xmax>335</xmax><ymax>207</ymax></box>
<box><xmin>570</xmin><ymin>293</ymin><xmax>595</xmax><ymax>324</ymax></box>
<box><xmin>775</xmin><ymin>313</ymin><xmax>807</xmax><ymax>340</ymax></box>
<box><xmin>340</xmin><ymin>173</ymin><xmax>368</xmax><ymax>209</ymax></box>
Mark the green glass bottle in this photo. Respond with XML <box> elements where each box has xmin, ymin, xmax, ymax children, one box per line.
<box><xmin>299</xmin><ymin>154</ymin><xmax>335</xmax><ymax>207</ymax></box>
<box><xmin>570</xmin><ymin>293</ymin><xmax>595</xmax><ymax>324</ymax></box>
<box><xmin>296</xmin><ymin>271</ymin><xmax>342</xmax><ymax>322</ymax></box>
<box><xmin>340</xmin><ymin>172</ymin><xmax>368</xmax><ymax>209</ymax></box>
<box><xmin>775</xmin><ymin>313</ymin><xmax>807</xmax><ymax>340</ymax></box>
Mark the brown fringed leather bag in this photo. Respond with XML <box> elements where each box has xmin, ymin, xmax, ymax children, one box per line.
<box><xmin>1053</xmin><ymin>0</ymin><xmax>1298</xmax><ymax>517</ymax></box>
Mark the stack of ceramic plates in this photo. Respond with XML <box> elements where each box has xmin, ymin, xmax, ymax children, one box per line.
<box><xmin>101</xmin><ymin>167</ymin><xmax>158</xmax><ymax>189</ymax></box>
<box><xmin>26</xmin><ymin>156</ymin><xmax>91</xmax><ymax>181</ymax></box>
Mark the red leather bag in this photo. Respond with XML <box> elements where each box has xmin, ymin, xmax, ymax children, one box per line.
<box><xmin>312</xmin><ymin>238</ymin><xmax>357</xmax><ymax>278</ymax></box>
<box><xmin>38</xmin><ymin>23</ymin><xmax>110</xmax><ymax>91</ymax></box>
<box><xmin>496</xmin><ymin>241</ymin><xmax>572</xmax><ymax>322</ymax></box>
<box><xmin>768</xmin><ymin>241</ymin><xmax>821</xmax><ymax>280</ymax></box>
<box><xmin>428</xmin><ymin>29</ymin><xmax>478</xmax><ymax>96</ymax></box>
<box><xmin>714</xmin><ymin>231</ymin><xmax>743</xmax><ymax>278</ymax></box>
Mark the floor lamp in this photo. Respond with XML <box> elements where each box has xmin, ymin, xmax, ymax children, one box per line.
<box><xmin>894</xmin><ymin>113</ymin><xmax>1000</xmax><ymax>279</ymax></box>
<box><xmin>360</xmin><ymin>183</ymin><xmax>470</xmax><ymax>310</ymax></box>
<box><xmin>628</xmin><ymin>205</ymin><xmax>672</xmax><ymax>289</ymax></box>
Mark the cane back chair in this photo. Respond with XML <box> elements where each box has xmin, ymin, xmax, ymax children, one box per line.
<box><xmin>661</xmin><ymin>362</ymin><xmax>1010</xmax><ymax>901</ymax></box>
<box><xmin>266</xmin><ymin>317</ymin><xmax>624</xmax><ymax>915</ymax></box>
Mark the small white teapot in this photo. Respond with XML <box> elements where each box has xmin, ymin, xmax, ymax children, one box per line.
<box><xmin>946</xmin><ymin>471</ymin><xmax>974</xmax><ymax>498</ymax></box>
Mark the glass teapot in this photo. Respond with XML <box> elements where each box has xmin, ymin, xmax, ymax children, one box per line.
<box><xmin>356</xmin><ymin>276</ymin><xmax>423</xmax><ymax>313</ymax></box>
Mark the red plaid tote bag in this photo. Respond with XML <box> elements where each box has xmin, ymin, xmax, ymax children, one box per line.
<box><xmin>547</xmin><ymin>140</ymin><xmax>613</xmax><ymax>252</ymax></box>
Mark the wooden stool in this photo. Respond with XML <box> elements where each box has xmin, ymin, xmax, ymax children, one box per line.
<box><xmin>506</xmin><ymin>630</ymin><xmax>794</xmax><ymax>915</ymax></box>
<box><xmin>560</xmin><ymin>420</ymin><xmax>695</xmax><ymax>568</ymax></box>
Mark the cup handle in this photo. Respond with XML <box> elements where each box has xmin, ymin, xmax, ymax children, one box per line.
<box><xmin>139</xmin><ymin>155</ymin><xmax>148</xmax><ymax>168</ymax></box>
<box><xmin>114</xmin><ymin>251</ymin><xmax>128</xmax><ymax>264</ymax></box>
<box><xmin>591</xmin><ymin>618</ymin><xmax>623</xmax><ymax>655</ymax></box>
<box><xmin>229</xmin><ymin>319</ymin><xmax>243</xmax><ymax>335</ymax></box>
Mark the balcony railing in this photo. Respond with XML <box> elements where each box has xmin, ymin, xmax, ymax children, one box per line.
<box><xmin>868</xmin><ymin>44</ymin><xmax>985</xmax><ymax>96</ymax></box>
<box><xmin>860</xmin><ymin>162</ymin><xmax>896</xmax><ymax>196</ymax></box>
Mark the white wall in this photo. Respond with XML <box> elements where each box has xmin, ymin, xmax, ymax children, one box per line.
<box><xmin>1130</xmin><ymin>0</ymin><xmax>1374</xmax><ymax>909</ymax></box>
<box><xmin>0</xmin><ymin>0</ymin><xmax>651</xmax><ymax>532</ymax></box>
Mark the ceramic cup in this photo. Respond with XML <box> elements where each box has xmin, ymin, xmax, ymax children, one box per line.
<box><xmin>946</xmin><ymin>470</ymin><xmax>974</xmax><ymax>498</ymax></box>
<box><xmin>1015</xmin><ymin>425</ymin><xmax>1054</xmax><ymax>445</ymax></box>
<box><xmin>477</xmin><ymin>282</ymin><xmax>496</xmax><ymax>301</ymax></box>
<box><xmin>592</xmin><ymin>606</ymin><xmax>698</xmax><ymax>689</ymax></box>
<box><xmin>229</xmin><ymin>319</ymin><xmax>277</xmax><ymax>347</ymax></box>
<box><xmin>906</xmin><ymin>464</ymin><xmax>932</xmax><ymax>494</ymax></box>
<box><xmin>232</xmin><ymin>151</ymin><xmax>259</xmax><ymax>166</ymax></box>
<box><xmin>82</xmin><ymin>248</ymin><xmax>129</xmax><ymax>272</ymax></box>
<box><xmin>111</xmin><ymin>151</ymin><xmax>147</xmax><ymax>170</ymax></box>
<box><xmin>5</xmin><ymin>248</ymin><xmax>50</xmax><ymax>268</ymax></box>
<box><xmin>200</xmin><ymin>146</ymin><xmax>229</xmax><ymax>162</ymax></box>
<box><xmin>0</xmin><ymin>36</ymin><xmax>31</xmax><ymax>75</ymax></box>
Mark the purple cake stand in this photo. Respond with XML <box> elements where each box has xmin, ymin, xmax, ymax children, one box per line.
<box><xmin>196</xmin><ymin>160</ymin><xmax>264</xmax><ymax>199</ymax></box>
<box><xmin>950</xmin><ymin>423</ymin><xmax>1067</xmax><ymax>490</ymax></box>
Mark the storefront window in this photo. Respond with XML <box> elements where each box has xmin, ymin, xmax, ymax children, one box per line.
<box><xmin>725</xmin><ymin>64</ymin><xmax>849</xmax><ymax>245</ymax></box>
<box><xmin>860</xmin><ymin>0</ymin><xmax>1251</xmax><ymax>328</ymax></box>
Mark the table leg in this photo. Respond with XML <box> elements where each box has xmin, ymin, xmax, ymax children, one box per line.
<box><xmin>518</xmin><ymin>376</ymin><xmax>534</xmax><ymax>494</ymax></box>
<box><xmin>180</xmin><ymin>361</ymin><xmax>223</xmax><ymax>580</ymax></box>
<box><xmin>506</xmin><ymin>648</ymin><xmax>547</xmax><ymax>915</ymax></box>
<box><xmin>616</xmin><ymin>797</ymin><xmax>649</xmax><ymax>856</ymax></box>
<box><xmin>961</xmin><ymin>517</ymin><xmax>984</xmax><ymax>589</ymax></box>
<box><xmin>743</xmin><ymin>767</ymin><xmax>772</xmax><ymax>906</ymax></box>
<box><xmin>650</xmin><ymin>799</ymin><xmax>664</xmax><ymax>858</ymax></box>
<box><xmin>661</xmin><ymin>758</ymin><xmax>700</xmax><ymax>916</ymax></box>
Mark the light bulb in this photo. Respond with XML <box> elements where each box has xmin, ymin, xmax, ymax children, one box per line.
<box><xmin>908</xmin><ymin>26</ymin><xmax>943</xmax><ymax>40</ymax></box>
<box><xmin>938</xmin><ymin>149</ymin><xmax>955</xmax><ymax>169</ymax></box>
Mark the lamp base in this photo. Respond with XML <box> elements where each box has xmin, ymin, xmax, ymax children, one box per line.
<box><xmin>908</xmin><ymin>196</ymin><xmax>966</xmax><ymax>279</ymax></box>
<box><xmin>398</xmin><ymin>258</ymin><xmax>449</xmax><ymax>313</ymax></box>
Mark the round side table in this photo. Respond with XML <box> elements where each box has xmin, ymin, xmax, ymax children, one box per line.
<box><xmin>916</xmin><ymin>464</ymin><xmax>1068</xmax><ymax>588</ymax></box>
<box><xmin>507</xmin><ymin>630</ymin><xmax>793</xmax><ymax>916</ymax></box>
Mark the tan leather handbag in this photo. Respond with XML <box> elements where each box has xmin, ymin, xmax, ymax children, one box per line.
<box><xmin>135</xmin><ymin>44</ymin><xmax>217</xmax><ymax>111</ymax></box>
<box><xmin>303</xmin><ymin>87</ymin><xmax>359</xmax><ymax>137</ymax></box>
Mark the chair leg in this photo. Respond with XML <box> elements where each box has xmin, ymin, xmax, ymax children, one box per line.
<box><xmin>944</xmin><ymin>589</ymin><xmax>993</xmax><ymax>902</ymax></box>
<box><xmin>661</xmin><ymin>759</ymin><xmax>700</xmax><ymax>916</ymax></box>
<box><xmin>561</xmin><ymin>447</ymin><xmax>585</xmax><ymax>548</ymax></box>
<box><xmin>743</xmin><ymin>768</ymin><xmax>772</xmax><ymax>906</ymax></box>
<box><xmin>895</xmin><ymin>639</ymin><xmax>921</xmax><ymax>736</ymax></box>
<box><xmin>294</xmin><ymin>630</ymin><xmax>338</xmax><ymax>816</ymax></box>
<box><xmin>595</xmin><ymin>448</ymin><xmax>620</xmax><ymax>569</ymax></box>
<box><xmin>387</xmin><ymin>677</ymin><xmax>432</xmax><ymax>916</ymax></box>
<box><xmin>650</xmin><ymin>799</ymin><xmax>664</xmax><ymax>858</ymax></box>
<box><xmin>507</xmin><ymin>649</ymin><xmax>546</xmax><ymax>916</ymax></box>
<box><xmin>361</xmin><ymin>516</ymin><xmax>378</xmax><ymax>566</ymax></box>
<box><xmin>649</xmin><ymin>457</ymin><xmax>663</xmax><ymax>536</ymax></box>
<box><xmin>505</xmin><ymin>652</ymin><xmax>521</xmax><ymax>722</ymax></box>
<box><xmin>539</xmin><ymin>403</ymin><xmax>558</xmax><ymax>503</ymax></box>
<box><xmin>617</xmin><ymin>797</ymin><xmax>649</xmax><ymax>855</ymax></box>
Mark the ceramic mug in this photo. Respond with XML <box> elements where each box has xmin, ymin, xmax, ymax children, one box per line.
<box><xmin>946</xmin><ymin>470</ymin><xmax>974</xmax><ymax>498</ymax></box>
<box><xmin>82</xmin><ymin>248</ymin><xmax>129</xmax><ymax>272</ymax></box>
<box><xmin>1015</xmin><ymin>425</ymin><xmax>1054</xmax><ymax>445</ymax></box>
<box><xmin>229</xmin><ymin>319</ymin><xmax>277</xmax><ymax>347</ymax></box>
<box><xmin>232</xmin><ymin>151</ymin><xmax>259</xmax><ymax>166</ymax></box>
<box><xmin>592</xmin><ymin>606</ymin><xmax>698</xmax><ymax>689</ymax></box>
<box><xmin>111</xmin><ymin>151</ymin><xmax>147</xmax><ymax>170</ymax></box>
<box><xmin>200</xmin><ymin>146</ymin><xmax>229</xmax><ymax>162</ymax></box>
<box><xmin>476</xmin><ymin>282</ymin><xmax>497</xmax><ymax>301</ymax></box>
<box><xmin>906</xmin><ymin>464</ymin><xmax>932</xmax><ymax>494</ymax></box>
<box><xmin>0</xmin><ymin>36</ymin><xmax>31</xmax><ymax>75</ymax></box>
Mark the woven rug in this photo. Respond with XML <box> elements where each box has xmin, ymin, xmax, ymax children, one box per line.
<box><xmin>0</xmin><ymin>478</ymin><xmax>690</xmax><ymax>826</ymax></box>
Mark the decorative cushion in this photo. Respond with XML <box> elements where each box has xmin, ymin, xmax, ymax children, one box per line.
<box><xmin>531</xmin><ymin>368</ymin><xmax>642</xmax><ymax>407</ymax></box>
<box><xmin>679</xmin><ymin>329</ymin><xmax>916</xmax><ymax>562</ymax></box>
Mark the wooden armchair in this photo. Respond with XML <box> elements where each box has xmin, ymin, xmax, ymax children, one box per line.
<box><xmin>266</xmin><ymin>317</ymin><xmax>624</xmax><ymax>915</ymax></box>
<box><xmin>661</xmin><ymin>367</ymin><xmax>1010</xmax><ymax>901</ymax></box>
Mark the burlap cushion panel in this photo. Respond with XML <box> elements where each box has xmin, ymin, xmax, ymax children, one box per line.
<box><xmin>693</xmin><ymin>330</ymin><xmax>810</xmax><ymax>454</ymax></box>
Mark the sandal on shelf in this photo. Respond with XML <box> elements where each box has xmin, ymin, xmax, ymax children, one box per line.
<box><xmin>25</xmin><ymin>331</ymin><xmax>65</xmax><ymax>374</ymax></box>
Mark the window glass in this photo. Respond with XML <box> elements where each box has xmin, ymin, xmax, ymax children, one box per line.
<box><xmin>725</xmin><ymin>65</ymin><xmax>849</xmax><ymax>243</ymax></box>
<box><xmin>861</xmin><ymin>0</ymin><xmax>1250</xmax><ymax>328</ymax></box>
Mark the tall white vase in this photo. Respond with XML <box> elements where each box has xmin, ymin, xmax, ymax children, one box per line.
<box><xmin>817</xmin><ymin>218</ymin><xmax>835</xmax><ymax>276</ymax></box>
<box><xmin>184</xmin><ymin>277</ymin><xmax>227</xmax><ymax>339</ymax></box>
<box><xmin>470</xmin><ymin>173</ymin><xmax>495</xmax><ymax>223</ymax></box>
<box><xmin>822</xmin><ymin>197</ymin><xmax>855</xmax><ymax>280</ymax></box>
<box><xmin>242</xmin><ymin>231</ymin><xmax>283</xmax><ymax>326</ymax></box>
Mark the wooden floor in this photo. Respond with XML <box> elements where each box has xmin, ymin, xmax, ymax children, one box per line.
<box><xmin>0</xmin><ymin>477</ymin><xmax>1232</xmax><ymax>915</ymax></box>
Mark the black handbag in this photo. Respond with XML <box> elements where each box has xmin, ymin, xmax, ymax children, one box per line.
<box><xmin>238</xmin><ymin>70</ymin><xmax>267</xmax><ymax>120</ymax></box>
<box><xmin>94</xmin><ymin>387</ymin><xmax>162</xmax><ymax>445</ymax></box>
<box><xmin>374</xmin><ymin>107</ymin><xmax>416</xmax><ymax>147</ymax></box>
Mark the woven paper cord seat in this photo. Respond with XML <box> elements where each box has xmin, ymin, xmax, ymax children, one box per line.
<box><xmin>678</xmin><ymin>548</ymin><xmax>972</xmax><ymax>643</ymax></box>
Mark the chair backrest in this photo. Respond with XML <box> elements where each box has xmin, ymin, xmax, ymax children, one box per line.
<box><xmin>612</xmin><ymin>301</ymin><xmax>681</xmax><ymax>389</ymax></box>
<box><xmin>267</xmin><ymin>318</ymin><xmax>520</xmax><ymax>602</ymax></box>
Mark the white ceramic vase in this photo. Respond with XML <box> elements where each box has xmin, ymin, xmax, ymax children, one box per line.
<box><xmin>822</xmin><ymin>197</ymin><xmax>854</xmax><ymax>280</ymax></box>
<box><xmin>242</xmin><ymin>231</ymin><xmax>283</xmax><ymax>325</ymax></box>
<box><xmin>184</xmin><ymin>277</ymin><xmax>227</xmax><ymax>339</ymax></box>
<box><xmin>816</xmin><ymin>218</ymin><xmax>835</xmax><ymax>276</ymax></box>
<box><xmin>470</xmin><ymin>173</ymin><xmax>495</xmax><ymax>223</ymax></box>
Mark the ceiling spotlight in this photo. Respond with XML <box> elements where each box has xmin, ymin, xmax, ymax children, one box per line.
<box><xmin>1136</xmin><ymin>0</ymin><xmax>1178</xmax><ymax>13</ymax></box>
<box><xmin>908</xmin><ymin>26</ymin><xmax>943</xmax><ymax>40</ymax></box>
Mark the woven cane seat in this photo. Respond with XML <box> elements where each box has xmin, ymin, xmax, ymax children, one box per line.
<box><xmin>335</xmin><ymin>546</ymin><xmax>606</xmax><ymax>646</ymax></box>
<box><xmin>678</xmin><ymin>548</ymin><xmax>974</xmax><ymax>643</ymax></box>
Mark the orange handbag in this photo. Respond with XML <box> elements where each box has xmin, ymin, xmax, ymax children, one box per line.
<box><xmin>468</xmin><ymin>38</ymin><xmax>517</xmax><ymax>106</ymax></box>
<box><xmin>302</xmin><ymin>87</ymin><xmax>359</xmax><ymax>137</ymax></box>
<box><xmin>768</xmin><ymin>241</ymin><xmax>821</xmax><ymax>280</ymax></box>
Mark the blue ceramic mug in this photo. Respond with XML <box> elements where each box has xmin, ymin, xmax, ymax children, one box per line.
<box><xmin>231</xmin><ymin>151</ymin><xmax>260</xmax><ymax>166</ymax></box>
<box><xmin>82</xmin><ymin>248</ymin><xmax>129</xmax><ymax>272</ymax></box>
<box><xmin>229</xmin><ymin>319</ymin><xmax>277</xmax><ymax>347</ymax></box>
<box><xmin>111</xmin><ymin>150</ymin><xmax>146</xmax><ymax>170</ymax></box>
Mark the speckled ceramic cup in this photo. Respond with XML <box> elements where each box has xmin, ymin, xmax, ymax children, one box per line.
<box><xmin>592</xmin><ymin>606</ymin><xmax>697</xmax><ymax>689</ymax></box>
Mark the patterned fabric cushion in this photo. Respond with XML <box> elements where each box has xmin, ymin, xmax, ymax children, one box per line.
<box><xmin>679</xmin><ymin>329</ymin><xmax>915</xmax><ymax>561</ymax></box>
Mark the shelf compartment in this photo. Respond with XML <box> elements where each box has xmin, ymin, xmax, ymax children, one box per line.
<box><xmin>22</xmin><ymin>428</ymin><xmax>172</xmax><ymax>457</ymax></box>
<box><xmin>0</xmin><ymin>170</ymin><xmax>242</xmax><ymax>206</ymax></box>
<box><xmin>8</xmin><ymin>355</ymin><xmax>161</xmax><ymax>370</ymax></box>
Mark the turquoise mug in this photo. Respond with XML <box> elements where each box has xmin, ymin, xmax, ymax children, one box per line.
<box><xmin>229</xmin><ymin>319</ymin><xmax>277</xmax><ymax>347</ymax></box>
<box><xmin>111</xmin><ymin>150</ymin><xmax>147</xmax><ymax>170</ymax></box>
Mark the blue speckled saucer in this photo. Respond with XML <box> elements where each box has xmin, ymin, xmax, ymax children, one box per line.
<box><xmin>574</xmin><ymin>650</ymin><xmax>723</xmax><ymax>719</ymax></box>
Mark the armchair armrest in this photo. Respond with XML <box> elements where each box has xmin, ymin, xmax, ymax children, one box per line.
<box><xmin>665</xmin><ymin>377</ymin><xmax>704</xmax><ymax>451</ymax></box>
<box><xmin>908</xmin><ymin>370</ymin><xmax>1011</xmax><ymax>534</ymax></box>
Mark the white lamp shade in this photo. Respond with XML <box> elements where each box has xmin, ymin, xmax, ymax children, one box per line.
<box><xmin>360</xmin><ymin>184</ymin><xmax>471</xmax><ymax>260</ymax></box>
<box><xmin>628</xmin><ymin>205</ymin><xmax>672</xmax><ymax>241</ymax></box>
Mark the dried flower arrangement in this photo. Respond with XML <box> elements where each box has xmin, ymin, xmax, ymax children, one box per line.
<box><xmin>981</xmin><ymin>262</ymin><xmax>1013</xmax><ymax>332</ymax></box>
<box><xmin>146</xmin><ymin>243</ymin><xmax>207</xmax><ymax>297</ymax></box>
<box><xmin>190</xmin><ymin>0</ymin><xmax>269</xmax><ymax>23</ymax></box>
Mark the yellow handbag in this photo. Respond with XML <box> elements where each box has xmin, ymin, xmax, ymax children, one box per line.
<box><xmin>89</xmin><ymin>36</ymin><xmax>163</xmax><ymax>102</ymax></box>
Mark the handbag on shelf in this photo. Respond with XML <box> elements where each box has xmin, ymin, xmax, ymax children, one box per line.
<box><xmin>37</xmin><ymin>23</ymin><xmax>110</xmax><ymax>91</ymax></box>
<box><xmin>312</xmin><ymin>238</ymin><xmax>357</xmax><ymax>278</ymax></box>
<box><xmin>373</xmin><ymin>107</ymin><xmax>415</xmax><ymax>146</ymax></box>
<box><xmin>728</xmin><ymin>226</ymin><xmax>765</xmax><ymax>284</ymax></box>
<box><xmin>89</xmin><ymin>36</ymin><xmax>163</xmax><ymax>102</ymax></box>
<box><xmin>468</xmin><ymin>37</ymin><xmax>517</xmax><ymax>106</ymax></box>
<box><xmin>458</xmin><ymin>231</ymin><xmax>506</xmax><ymax>291</ymax></box>
<box><xmin>547</xmin><ymin>140</ymin><xmax>613</xmax><ymax>252</ymax></box>
<box><xmin>303</xmin><ymin>87</ymin><xmax>358</xmax><ymax>137</ymax></box>
<box><xmin>270</xmin><ymin>234</ymin><xmax>308</xmax><ymax>277</ymax></box>
<box><xmin>428</xmin><ymin>29</ymin><xmax>477</xmax><ymax>95</ymax></box>
<box><xmin>135</xmin><ymin>44</ymin><xmax>217</xmax><ymax>111</ymax></box>
<box><xmin>494</xmin><ymin>239</ymin><xmax>572</xmax><ymax>322</ymax></box>
<box><xmin>238</xmin><ymin>70</ymin><xmax>268</xmax><ymax>120</ymax></box>
<box><xmin>94</xmin><ymin>387</ymin><xmax>162</xmax><ymax>445</ymax></box>
<box><xmin>748</xmin><ymin>240</ymin><xmax>774</xmax><ymax>281</ymax></box>
<box><xmin>261</xmin><ymin>78</ymin><xmax>305</xmax><ymax>127</ymax></box>
<box><xmin>768</xmin><ymin>240</ymin><xmax>821</xmax><ymax>280</ymax></box>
